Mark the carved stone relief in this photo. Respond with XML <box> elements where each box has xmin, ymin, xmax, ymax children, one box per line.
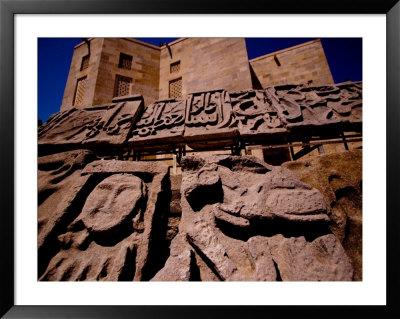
<box><xmin>229</xmin><ymin>90</ymin><xmax>286</xmax><ymax>137</ymax></box>
<box><xmin>331</xmin><ymin>82</ymin><xmax>362</xmax><ymax>125</ymax></box>
<box><xmin>39</xmin><ymin>95</ymin><xmax>144</xmax><ymax>150</ymax></box>
<box><xmin>38</xmin><ymin>152</ymin><xmax>358</xmax><ymax>281</ymax></box>
<box><xmin>128</xmin><ymin>98</ymin><xmax>186</xmax><ymax>148</ymax></box>
<box><xmin>38</xmin><ymin>150</ymin><xmax>98</xmax><ymax>257</ymax></box>
<box><xmin>265</xmin><ymin>82</ymin><xmax>362</xmax><ymax>131</ymax></box>
<box><xmin>152</xmin><ymin>155</ymin><xmax>353</xmax><ymax>281</ymax></box>
<box><xmin>38</xmin><ymin>157</ymin><xmax>169</xmax><ymax>281</ymax></box>
<box><xmin>184</xmin><ymin>90</ymin><xmax>238</xmax><ymax>144</ymax></box>
<box><xmin>39</xmin><ymin>82</ymin><xmax>362</xmax><ymax>154</ymax></box>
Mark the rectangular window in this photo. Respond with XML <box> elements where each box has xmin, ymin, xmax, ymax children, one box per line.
<box><xmin>73</xmin><ymin>76</ymin><xmax>87</xmax><ymax>106</ymax></box>
<box><xmin>118</xmin><ymin>53</ymin><xmax>133</xmax><ymax>70</ymax></box>
<box><xmin>170</xmin><ymin>61</ymin><xmax>180</xmax><ymax>73</ymax></box>
<box><xmin>80</xmin><ymin>55</ymin><xmax>90</xmax><ymax>71</ymax></box>
<box><xmin>169</xmin><ymin>78</ymin><xmax>182</xmax><ymax>99</ymax></box>
<box><xmin>115</xmin><ymin>75</ymin><xmax>132</xmax><ymax>97</ymax></box>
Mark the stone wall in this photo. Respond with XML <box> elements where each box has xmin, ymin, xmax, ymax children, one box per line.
<box><xmin>61</xmin><ymin>38</ymin><xmax>104</xmax><ymax>111</ymax></box>
<box><xmin>92</xmin><ymin>38</ymin><xmax>160</xmax><ymax>107</ymax></box>
<box><xmin>158</xmin><ymin>38</ymin><xmax>253</xmax><ymax>99</ymax></box>
<box><xmin>61</xmin><ymin>38</ymin><xmax>160</xmax><ymax>110</ymax></box>
<box><xmin>249</xmin><ymin>39</ymin><xmax>334</xmax><ymax>88</ymax></box>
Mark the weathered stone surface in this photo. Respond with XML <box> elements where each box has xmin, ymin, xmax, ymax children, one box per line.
<box><xmin>126</xmin><ymin>83</ymin><xmax>361</xmax><ymax>150</ymax></box>
<box><xmin>40</xmin><ymin>229</ymin><xmax>138</xmax><ymax>281</ymax></box>
<box><xmin>39</xmin><ymin>159</ymin><xmax>169</xmax><ymax>281</ymax></box>
<box><xmin>38</xmin><ymin>151</ymin><xmax>358</xmax><ymax>281</ymax></box>
<box><xmin>153</xmin><ymin>155</ymin><xmax>352</xmax><ymax>281</ymax></box>
<box><xmin>229</xmin><ymin>90</ymin><xmax>286</xmax><ymax>137</ymax></box>
<box><xmin>80</xmin><ymin>174</ymin><xmax>146</xmax><ymax>235</ymax></box>
<box><xmin>184</xmin><ymin>90</ymin><xmax>238</xmax><ymax>147</ymax></box>
<box><xmin>128</xmin><ymin>99</ymin><xmax>186</xmax><ymax>148</ymax></box>
<box><xmin>38</xmin><ymin>150</ymin><xmax>98</xmax><ymax>251</ymax></box>
<box><xmin>247</xmin><ymin>236</ymin><xmax>277</xmax><ymax>281</ymax></box>
<box><xmin>186</xmin><ymin>216</ymin><xmax>238</xmax><ymax>280</ymax></box>
<box><xmin>42</xmin><ymin>83</ymin><xmax>361</xmax><ymax>154</ymax></box>
<box><xmin>150</xmin><ymin>249</ymin><xmax>192</xmax><ymax>281</ymax></box>
<box><xmin>327</xmin><ymin>82</ymin><xmax>362</xmax><ymax>125</ymax></box>
<box><xmin>264</xmin><ymin>189</ymin><xmax>328</xmax><ymax>222</ymax></box>
<box><xmin>282</xmin><ymin>149</ymin><xmax>362</xmax><ymax>280</ymax></box>
<box><xmin>203</xmin><ymin>158</ymin><xmax>330</xmax><ymax>224</ymax></box>
<box><xmin>151</xmin><ymin>234</ymin><xmax>193</xmax><ymax>281</ymax></box>
<box><xmin>39</xmin><ymin>95</ymin><xmax>144</xmax><ymax>150</ymax></box>
<box><xmin>266</xmin><ymin>82</ymin><xmax>362</xmax><ymax>131</ymax></box>
<box><xmin>268</xmin><ymin>234</ymin><xmax>353</xmax><ymax>281</ymax></box>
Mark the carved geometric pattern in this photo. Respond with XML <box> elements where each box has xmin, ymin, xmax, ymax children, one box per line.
<box><xmin>169</xmin><ymin>78</ymin><xmax>182</xmax><ymax>99</ymax></box>
<box><xmin>118</xmin><ymin>53</ymin><xmax>133</xmax><ymax>70</ymax></box>
<box><xmin>74</xmin><ymin>76</ymin><xmax>87</xmax><ymax>106</ymax></box>
<box><xmin>115</xmin><ymin>75</ymin><xmax>132</xmax><ymax>97</ymax></box>
<box><xmin>170</xmin><ymin>61</ymin><xmax>180</xmax><ymax>73</ymax></box>
<box><xmin>80</xmin><ymin>55</ymin><xmax>89</xmax><ymax>71</ymax></box>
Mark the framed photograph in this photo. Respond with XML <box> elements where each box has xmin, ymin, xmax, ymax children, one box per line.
<box><xmin>1</xmin><ymin>0</ymin><xmax>399</xmax><ymax>318</ymax></box>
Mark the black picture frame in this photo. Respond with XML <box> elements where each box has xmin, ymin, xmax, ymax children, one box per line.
<box><xmin>1</xmin><ymin>0</ymin><xmax>399</xmax><ymax>318</ymax></box>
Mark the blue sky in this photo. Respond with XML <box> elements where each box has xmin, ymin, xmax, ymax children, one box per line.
<box><xmin>38</xmin><ymin>38</ymin><xmax>362</xmax><ymax>123</ymax></box>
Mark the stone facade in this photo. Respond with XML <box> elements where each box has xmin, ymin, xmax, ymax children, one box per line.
<box><xmin>249</xmin><ymin>39</ymin><xmax>334</xmax><ymax>88</ymax></box>
<box><xmin>61</xmin><ymin>38</ymin><xmax>160</xmax><ymax>110</ymax></box>
<box><xmin>61</xmin><ymin>38</ymin><xmax>104</xmax><ymax>110</ymax></box>
<box><xmin>159</xmin><ymin>38</ymin><xmax>253</xmax><ymax>99</ymax></box>
<box><xmin>92</xmin><ymin>38</ymin><xmax>160</xmax><ymax>107</ymax></box>
<box><xmin>60</xmin><ymin>38</ymin><xmax>334</xmax><ymax>111</ymax></box>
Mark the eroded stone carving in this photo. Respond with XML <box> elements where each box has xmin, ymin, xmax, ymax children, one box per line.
<box><xmin>38</xmin><ymin>150</ymin><xmax>98</xmax><ymax>254</ymax></box>
<box><xmin>229</xmin><ymin>90</ymin><xmax>286</xmax><ymax>137</ymax></box>
<box><xmin>39</xmin><ymin>159</ymin><xmax>169</xmax><ymax>281</ymax></box>
<box><xmin>266</xmin><ymin>82</ymin><xmax>362</xmax><ymax>131</ymax></box>
<box><xmin>184</xmin><ymin>90</ymin><xmax>238</xmax><ymax>145</ymax></box>
<box><xmin>152</xmin><ymin>155</ymin><xmax>353</xmax><ymax>281</ymax></box>
<box><xmin>39</xmin><ymin>95</ymin><xmax>144</xmax><ymax>150</ymax></box>
<box><xmin>331</xmin><ymin>82</ymin><xmax>362</xmax><ymax>125</ymax></box>
<box><xmin>128</xmin><ymin>99</ymin><xmax>186</xmax><ymax>148</ymax></box>
<box><xmin>267</xmin><ymin>234</ymin><xmax>353</xmax><ymax>281</ymax></box>
<box><xmin>37</xmin><ymin>81</ymin><xmax>362</xmax><ymax>282</ymax></box>
<box><xmin>39</xmin><ymin>83</ymin><xmax>362</xmax><ymax>154</ymax></box>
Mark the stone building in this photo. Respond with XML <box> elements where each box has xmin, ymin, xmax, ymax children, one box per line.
<box><xmin>61</xmin><ymin>38</ymin><xmax>333</xmax><ymax>111</ymax></box>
